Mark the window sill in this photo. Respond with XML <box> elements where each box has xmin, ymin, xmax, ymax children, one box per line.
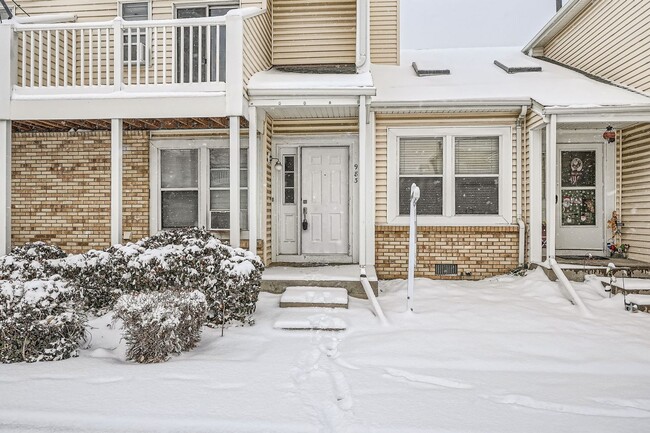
<box><xmin>387</xmin><ymin>215</ymin><xmax>512</xmax><ymax>226</ymax></box>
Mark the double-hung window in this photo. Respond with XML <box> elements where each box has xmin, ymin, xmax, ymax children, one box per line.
<box><xmin>121</xmin><ymin>2</ymin><xmax>149</xmax><ymax>63</ymax></box>
<box><xmin>388</xmin><ymin>127</ymin><xmax>512</xmax><ymax>225</ymax></box>
<box><xmin>154</xmin><ymin>140</ymin><xmax>250</xmax><ymax>236</ymax></box>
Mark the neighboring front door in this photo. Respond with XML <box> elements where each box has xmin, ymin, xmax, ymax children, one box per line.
<box><xmin>301</xmin><ymin>147</ymin><xmax>350</xmax><ymax>256</ymax></box>
<box><xmin>556</xmin><ymin>143</ymin><xmax>603</xmax><ymax>253</ymax></box>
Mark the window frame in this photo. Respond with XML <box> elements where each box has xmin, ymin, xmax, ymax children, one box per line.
<box><xmin>387</xmin><ymin>126</ymin><xmax>513</xmax><ymax>226</ymax></box>
<box><xmin>119</xmin><ymin>1</ymin><xmax>152</xmax><ymax>65</ymax></box>
<box><xmin>150</xmin><ymin>138</ymin><xmax>252</xmax><ymax>239</ymax></box>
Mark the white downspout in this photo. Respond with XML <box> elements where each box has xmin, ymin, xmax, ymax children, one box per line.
<box><xmin>516</xmin><ymin>106</ymin><xmax>527</xmax><ymax>266</ymax></box>
<box><xmin>360</xmin><ymin>275</ymin><xmax>389</xmax><ymax>326</ymax></box>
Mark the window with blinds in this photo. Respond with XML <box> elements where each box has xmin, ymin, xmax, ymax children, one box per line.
<box><xmin>398</xmin><ymin>137</ymin><xmax>444</xmax><ymax>215</ymax></box>
<box><xmin>160</xmin><ymin>149</ymin><xmax>199</xmax><ymax>229</ymax></box>
<box><xmin>454</xmin><ymin>137</ymin><xmax>500</xmax><ymax>215</ymax></box>
<box><xmin>209</xmin><ymin>149</ymin><xmax>248</xmax><ymax>231</ymax></box>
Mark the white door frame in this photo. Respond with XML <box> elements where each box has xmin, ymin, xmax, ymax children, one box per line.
<box><xmin>555</xmin><ymin>130</ymin><xmax>615</xmax><ymax>255</ymax></box>
<box><xmin>272</xmin><ymin>134</ymin><xmax>359</xmax><ymax>263</ymax></box>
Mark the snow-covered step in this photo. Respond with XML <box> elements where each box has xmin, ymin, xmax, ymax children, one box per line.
<box><xmin>625</xmin><ymin>294</ymin><xmax>650</xmax><ymax>313</ymax></box>
<box><xmin>279</xmin><ymin>286</ymin><xmax>349</xmax><ymax>309</ymax></box>
<box><xmin>273</xmin><ymin>310</ymin><xmax>347</xmax><ymax>331</ymax></box>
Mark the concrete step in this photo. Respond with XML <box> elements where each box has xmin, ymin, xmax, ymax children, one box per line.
<box><xmin>601</xmin><ymin>281</ymin><xmax>650</xmax><ymax>296</ymax></box>
<box><xmin>273</xmin><ymin>310</ymin><xmax>347</xmax><ymax>331</ymax></box>
<box><xmin>280</xmin><ymin>286</ymin><xmax>349</xmax><ymax>309</ymax></box>
<box><xmin>261</xmin><ymin>264</ymin><xmax>379</xmax><ymax>299</ymax></box>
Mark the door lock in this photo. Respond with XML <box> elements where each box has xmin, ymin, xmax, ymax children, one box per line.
<box><xmin>302</xmin><ymin>207</ymin><xmax>309</xmax><ymax>231</ymax></box>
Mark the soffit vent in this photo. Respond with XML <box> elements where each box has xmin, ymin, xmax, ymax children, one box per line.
<box><xmin>494</xmin><ymin>59</ymin><xmax>542</xmax><ymax>74</ymax></box>
<box><xmin>435</xmin><ymin>264</ymin><xmax>458</xmax><ymax>276</ymax></box>
<box><xmin>412</xmin><ymin>62</ymin><xmax>450</xmax><ymax>77</ymax></box>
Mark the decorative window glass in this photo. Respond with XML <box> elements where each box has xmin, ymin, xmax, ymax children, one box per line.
<box><xmin>398</xmin><ymin>137</ymin><xmax>443</xmax><ymax>215</ymax></box>
<box><xmin>121</xmin><ymin>2</ymin><xmax>149</xmax><ymax>63</ymax></box>
<box><xmin>560</xmin><ymin>150</ymin><xmax>597</xmax><ymax>226</ymax></box>
<box><xmin>209</xmin><ymin>149</ymin><xmax>248</xmax><ymax>231</ymax></box>
<box><xmin>283</xmin><ymin>156</ymin><xmax>295</xmax><ymax>204</ymax></box>
<box><xmin>454</xmin><ymin>136</ymin><xmax>499</xmax><ymax>215</ymax></box>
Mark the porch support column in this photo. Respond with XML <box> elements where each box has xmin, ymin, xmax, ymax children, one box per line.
<box><xmin>248</xmin><ymin>106</ymin><xmax>258</xmax><ymax>255</ymax></box>
<box><xmin>230</xmin><ymin>116</ymin><xmax>241</xmax><ymax>248</ymax></box>
<box><xmin>111</xmin><ymin>118</ymin><xmax>123</xmax><ymax>246</ymax></box>
<box><xmin>0</xmin><ymin>120</ymin><xmax>11</xmax><ymax>256</ymax></box>
<box><xmin>545</xmin><ymin>115</ymin><xmax>558</xmax><ymax>259</ymax></box>
<box><xmin>529</xmin><ymin>128</ymin><xmax>543</xmax><ymax>263</ymax></box>
<box><xmin>358</xmin><ymin>96</ymin><xmax>368</xmax><ymax>268</ymax></box>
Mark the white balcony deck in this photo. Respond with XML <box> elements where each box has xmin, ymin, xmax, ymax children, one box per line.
<box><xmin>1</xmin><ymin>10</ymin><xmax>263</xmax><ymax>120</ymax></box>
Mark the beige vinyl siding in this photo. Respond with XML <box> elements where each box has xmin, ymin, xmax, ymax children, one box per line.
<box><xmin>375</xmin><ymin>113</ymin><xmax>518</xmax><ymax>225</ymax></box>
<box><xmin>272</xmin><ymin>0</ymin><xmax>357</xmax><ymax>66</ymax></box>
<box><xmin>16</xmin><ymin>2</ymin><xmax>264</xmax><ymax>21</ymax></box>
<box><xmin>273</xmin><ymin>118</ymin><xmax>358</xmax><ymax>135</ymax></box>
<box><xmin>620</xmin><ymin>123</ymin><xmax>650</xmax><ymax>262</ymax></box>
<box><xmin>543</xmin><ymin>0</ymin><xmax>650</xmax><ymax>94</ymax></box>
<box><xmin>243</xmin><ymin>9</ymin><xmax>272</xmax><ymax>87</ymax></box>
<box><xmin>370</xmin><ymin>0</ymin><xmax>399</xmax><ymax>65</ymax></box>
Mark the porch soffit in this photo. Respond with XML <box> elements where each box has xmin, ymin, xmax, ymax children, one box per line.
<box><xmin>11</xmin><ymin>117</ymin><xmax>249</xmax><ymax>133</ymax></box>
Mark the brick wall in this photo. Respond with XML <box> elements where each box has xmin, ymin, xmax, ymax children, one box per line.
<box><xmin>11</xmin><ymin>131</ymin><xmax>149</xmax><ymax>253</ymax></box>
<box><xmin>375</xmin><ymin>225</ymin><xmax>520</xmax><ymax>280</ymax></box>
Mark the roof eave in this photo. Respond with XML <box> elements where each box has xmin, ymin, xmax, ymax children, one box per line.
<box><xmin>522</xmin><ymin>0</ymin><xmax>591</xmax><ymax>55</ymax></box>
<box><xmin>370</xmin><ymin>99</ymin><xmax>532</xmax><ymax>112</ymax></box>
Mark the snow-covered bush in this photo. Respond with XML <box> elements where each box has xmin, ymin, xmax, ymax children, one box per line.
<box><xmin>0</xmin><ymin>277</ymin><xmax>86</xmax><ymax>363</ymax></box>
<box><xmin>57</xmin><ymin>228</ymin><xmax>264</xmax><ymax>326</ymax></box>
<box><xmin>114</xmin><ymin>290</ymin><xmax>207</xmax><ymax>363</ymax></box>
<box><xmin>0</xmin><ymin>242</ymin><xmax>67</xmax><ymax>281</ymax></box>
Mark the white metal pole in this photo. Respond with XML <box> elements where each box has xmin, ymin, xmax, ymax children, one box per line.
<box><xmin>0</xmin><ymin>120</ymin><xmax>11</xmax><ymax>256</ymax></box>
<box><xmin>407</xmin><ymin>183</ymin><xmax>420</xmax><ymax>312</ymax></box>
<box><xmin>230</xmin><ymin>116</ymin><xmax>241</xmax><ymax>248</ymax></box>
<box><xmin>248</xmin><ymin>106</ymin><xmax>257</xmax><ymax>255</ymax></box>
<box><xmin>110</xmin><ymin>118</ymin><xmax>123</xmax><ymax>246</ymax></box>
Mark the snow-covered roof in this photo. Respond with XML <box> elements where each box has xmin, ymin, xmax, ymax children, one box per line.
<box><xmin>372</xmin><ymin>47</ymin><xmax>650</xmax><ymax>110</ymax></box>
<box><xmin>248</xmin><ymin>70</ymin><xmax>375</xmax><ymax>97</ymax></box>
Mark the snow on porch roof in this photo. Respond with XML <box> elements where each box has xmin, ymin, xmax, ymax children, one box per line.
<box><xmin>248</xmin><ymin>69</ymin><xmax>375</xmax><ymax>97</ymax></box>
<box><xmin>371</xmin><ymin>47</ymin><xmax>650</xmax><ymax>110</ymax></box>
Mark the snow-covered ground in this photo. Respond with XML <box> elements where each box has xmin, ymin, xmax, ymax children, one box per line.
<box><xmin>2</xmin><ymin>268</ymin><xmax>650</xmax><ymax>433</ymax></box>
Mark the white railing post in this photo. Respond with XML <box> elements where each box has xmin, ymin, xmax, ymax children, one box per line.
<box><xmin>0</xmin><ymin>23</ymin><xmax>16</xmax><ymax>119</ymax></box>
<box><xmin>113</xmin><ymin>18</ymin><xmax>123</xmax><ymax>91</ymax></box>
<box><xmin>407</xmin><ymin>183</ymin><xmax>420</xmax><ymax>312</ymax></box>
<box><xmin>225</xmin><ymin>12</ymin><xmax>243</xmax><ymax>116</ymax></box>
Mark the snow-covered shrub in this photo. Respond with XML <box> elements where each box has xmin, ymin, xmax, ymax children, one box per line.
<box><xmin>114</xmin><ymin>290</ymin><xmax>207</xmax><ymax>363</ymax></box>
<box><xmin>0</xmin><ymin>242</ymin><xmax>67</xmax><ymax>281</ymax></box>
<box><xmin>58</xmin><ymin>228</ymin><xmax>264</xmax><ymax>325</ymax></box>
<box><xmin>0</xmin><ymin>277</ymin><xmax>86</xmax><ymax>363</ymax></box>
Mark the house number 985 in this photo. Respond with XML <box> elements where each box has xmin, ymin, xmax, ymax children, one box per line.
<box><xmin>353</xmin><ymin>164</ymin><xmax>359</xmax><ymax>183</ymax></box>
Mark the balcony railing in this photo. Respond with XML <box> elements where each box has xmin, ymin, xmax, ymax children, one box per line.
<box><xmin>12</xmin><ymin>16</ymin><xmax>229</xmax><ymax>94</ymax></box>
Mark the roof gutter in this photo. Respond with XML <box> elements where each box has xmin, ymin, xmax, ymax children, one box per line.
<box><xmin>522</xmin><ymin>0</ymin><xmax>591</xmax><ymax>55</ymax></box>
<box><xmin>370</xmin><ymin>99</ymin><xmax>532</xmax><ymax>111</ymax></box>
<box><xmin>543</xmin><ymin>104</ymin><xmax>650</xmax><ymax>115</ymax></box>
<box><xmin>248</xmin><ymin>87</ymin><xmax>377</xmax><ymax>97</ymax></box>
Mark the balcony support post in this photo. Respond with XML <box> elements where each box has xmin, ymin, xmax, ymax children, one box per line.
<box><xmin>113</xmin><ymin>18</ymin><xmax>123</xmax><ymax>91</ymax></box>
<box><xmin>0</xmin><ymin>120</ymin><xmax>11</xmax><ymax>256</ymax></box>
<box><xmin>248</xmin><ymin>106</ymin><xmax>258</xmax><ymax>255</ymax></box>
<box><xmin>230</xmin><ymin>116</ymin><xmax>241</xmax><ymax>248</ymax></box>
<box><xmin>225</xmin><ymin>12</ymin><xmax>244</xmax><ymax>116</ymax></box>
<box><xmin>111</xmin><ymin>118</ymin><xmax>123</xmax><ymax>245</ymax></box>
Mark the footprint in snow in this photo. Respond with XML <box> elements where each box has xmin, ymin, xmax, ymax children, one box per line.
<box><xmin>488</xmin><ymin>394</ymin><xmax>650</xmax><ymax>418</ymax></box>
<box><xmin>383</xmin><ymin>368</ymin><xmax>473</xmax><ymax>389</ymax></box>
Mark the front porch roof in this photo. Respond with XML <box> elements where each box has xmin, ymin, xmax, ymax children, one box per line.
<box><xmin>371</xmin><ymin>47</ymin><xmax>650</xmax><ymax>110</ymax></box>
<box><xmin>248</xmin><ymin>69</ymin><xmax>376</xmax><ymax>97</ymax></box>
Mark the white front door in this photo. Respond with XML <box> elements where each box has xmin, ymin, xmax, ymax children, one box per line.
<box><xmin>301</xmin><ymin>147</ymin><xmax>350</xmax><ymax>255</ymax></box>
<box><xmin>556</xmin><ymin>143</ymin><xmax>604</xmax><ymax>253</ymax></box>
